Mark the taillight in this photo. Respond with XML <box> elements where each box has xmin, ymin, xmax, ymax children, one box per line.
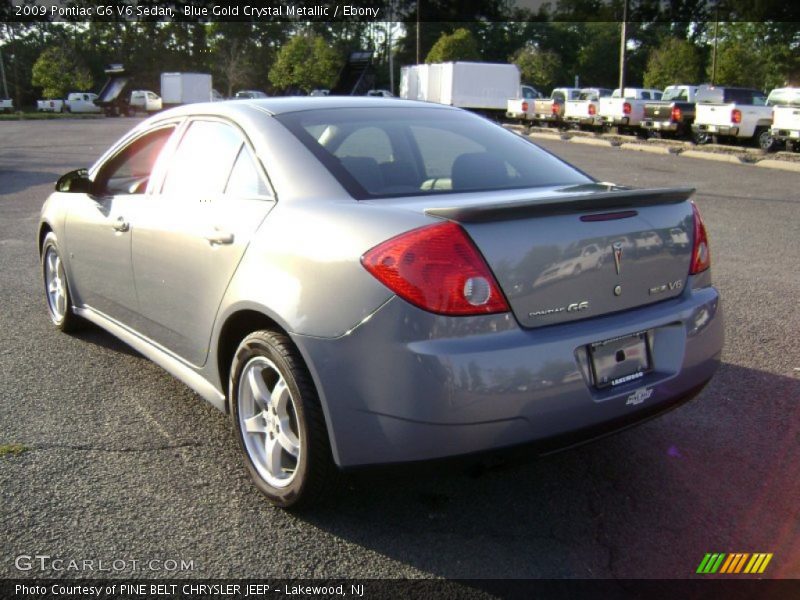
<box><xmin>552</xmin><ymin>103</ymin><xmax>559</xmax><ymax>115</ymax></box>
<box><xmin>671</xmin><ymin>106</ymin><xmax>682</xmax><ymax>122</ymax></box>
<box><xmin>623</xmin><ymin>102</ymin><xmax>632</xmax><ymax>115</ymax></box>
<box><xmin>731</xmin><ymin>108</ymin><xmax>742</xmax><ymax>124</ymax></box>
<box><xmin>521</xmin><ymin>101</ymin><xmax>528</xmax><ymax>112</ymax></box>
<box><xmin>690</xmin><ymin>202</ymin><xmax>711</xmax><ymax>274</ymax></box>
<box><xmin>361</xmin><ymin>222</ymin><xmax>510</xmax><ymax>315</ymax></box>
<box><xmin>588</xmin><ymin>104</ymin><xmax>596</xmax><ymax>116</ymax></box>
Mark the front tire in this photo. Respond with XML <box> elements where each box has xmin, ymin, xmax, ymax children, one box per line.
<box><xmin>229</xmin><ymin>330</ymin><xmax>335</xmax><ymax>509</ymax></box>
<box><xmin>41</xmin><ymin>232</ymin><xmax>82</xmax><ymax>332</ymax></box>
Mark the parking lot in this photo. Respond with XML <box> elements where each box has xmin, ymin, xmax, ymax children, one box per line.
<box><xmin>1</xmin><ymin>118</ymin><xmax>799</xmax><ymax>580</ymax></box>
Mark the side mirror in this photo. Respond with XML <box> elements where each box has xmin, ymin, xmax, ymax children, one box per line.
<box><xmin>55</xmin><ymin>169</ymin><xmax>93</xmax><ymax>194</ymax></box>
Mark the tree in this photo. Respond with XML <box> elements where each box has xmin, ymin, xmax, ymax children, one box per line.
<box><xmin>511</xmin><ymin>45</ymin><xmax>563</xmax><ymax>92</ymax></box>
<box><xmin>31</xmin><ymin>45</ymin><xmax>92</xmax><ymax>99</ymax></box>
<box><xmin>643</xmin><ymin>37</ymin><xmax>703</xmax><ymax>89</ymax></box>
<box><xmin>425</xmin><ymin>28</ymin><xmax>480</xmax><ymax>63</ymax></box>
<box><xmin>269</xmin><ymin>33</ymin><xmax>342</xmax><ymax>93</ymax></box>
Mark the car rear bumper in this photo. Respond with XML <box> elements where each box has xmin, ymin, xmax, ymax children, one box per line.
<box><xmin>694</xmin><ymin>124</ymin><xmax>739</xmax><ymax>137</ymax></box>
<box><xmin>565</xmin><ymin>116</ymin><xmax>603</xmax><ymax>126</ymax></box>
<box><xmin>642</xmin><ymin>120</ymin><xmax>681</xmax><ymax>132</ymax></box>
<box><xmin>771</xmin><ymin>128</ymin><xmax>800</xmax><ymax>140</ymax></box>
<box><xmin>295</xmin><ymin>282</ymin><xmax>723</xmax><ymax>468</ymax></box>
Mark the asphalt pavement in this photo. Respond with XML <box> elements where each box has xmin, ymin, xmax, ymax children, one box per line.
<box><xmin>1</xmin><ymin>118</ymin><xmax>798</xmax><ymax>581</ymax></box>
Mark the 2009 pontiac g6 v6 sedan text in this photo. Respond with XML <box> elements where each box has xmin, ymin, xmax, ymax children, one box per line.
<box><xmin>39</xmin><ymin>98</ymin><xmax>723</xmax><ymax>508</ymax></box>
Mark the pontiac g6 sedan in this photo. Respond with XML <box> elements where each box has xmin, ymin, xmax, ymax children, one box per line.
<box><xmin>39</xmin><ymin>98</ymin><xmax>723</xmax><ymax>508</ymax></box>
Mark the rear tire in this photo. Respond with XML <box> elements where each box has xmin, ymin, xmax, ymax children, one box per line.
<box><xmin>755</xmin><ymin>127</ymin><xmax>776</xmax><ymax>151</ymax></box>
<box><xmin>229</xmin><ymin>330</ymin><xmax>336</xmax><ymax>509</ymax></box>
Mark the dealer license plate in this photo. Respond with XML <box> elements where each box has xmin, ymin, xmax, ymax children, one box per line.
<box><xmin>589</xmin><ymin>332</ymin><xmax>651</xmax><ymax>389</ymax></box>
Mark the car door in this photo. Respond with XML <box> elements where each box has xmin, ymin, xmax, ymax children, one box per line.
<box><xmin>130</xmin><ymin>118</ymin><xmax>276</xmax><ymax>366</ymax></box>
<box><xmin>65</xmin><ymin>125</ymin><xmax>179</xmax><ymax>325</ymax></box>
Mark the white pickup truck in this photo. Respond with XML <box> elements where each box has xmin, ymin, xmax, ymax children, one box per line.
<box><xmin>692</xmin><ymin>86</ymin><xmax>774</xmax><ymax>149</ymax></box>
<box><xmin>563</xmin><ymin>88</ymin><xmax>613</xmax><ymax>129</ymax></box>
<box><xmin>527</xmin><ymin>87</ymin><xmax>581</xmax><ymax>126</ymax></box>
<box><xmin>599</xmin><ymin>88</ymin><xmax>663</xmax><ymax>134</ymax></box>
<box><xmin>505</xmin><ymin>85</ymin><xmax>544</xmax><ymax>123</ymax></box>
<box><xmin>768</xmin><ymin>87</ymin><xmax>800</xmax><ymax>152</ymax></box>
<box><xmin>37</xmin><ymin>99</ymin><xmax>64</xmax><ymax>113</ymax></box>
<box><xmin>0</xmin><ymin>98</ymin><xmax>13</xmax><ymax>113</ymax></box>
<box><xmin>65</xmin><ymin>92</ymin><xmax>101</xmax><ymax>113</ymax></box>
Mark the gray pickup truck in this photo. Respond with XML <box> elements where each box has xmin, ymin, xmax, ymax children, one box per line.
<box><xmin>642</xmin><ymin>85</ymin><xmax>699</xmax><ymax>139</ymax></box>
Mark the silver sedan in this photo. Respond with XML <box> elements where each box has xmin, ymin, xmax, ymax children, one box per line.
<box><xmin>39</xmin><ymin>98</ymin><xmax>723</xmax><ymax>508</ymax></box>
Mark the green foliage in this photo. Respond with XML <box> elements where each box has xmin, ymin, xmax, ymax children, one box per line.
<box><xmin>574</xmin><ymin>22</ymin><xmax>621</xmax><ymax>87</ymax></box>
<box><xmin>31</xmin><ymin>45</ymin><xmax>93</xmax><ymax>99</ymax></box>
<box><xmin>643</xmin><ymin>37</ymin><xmax>703</xmax><ymax>89</ymax></box>
<box><xmin>511</xmin><ymin>45</ymin><xmax>563</xmax><ymax>92</ymax></box>
<box><xmin>268</xmin><ymin>34</ymin><xmax>342</xmax><ymax>93</ymax></box>
<box><xmin>425</xmin><ymin>28</ymin><xmax>481</xmax><ymax>64</ymax></box>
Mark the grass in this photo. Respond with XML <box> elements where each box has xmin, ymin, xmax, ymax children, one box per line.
<box><xmin>0</xmin><ymin>443</ymin><xmax>30</xmax><ymax>457</ymax></box>
<box><xmin>0</xmin><ymin>111</ymin><xmax>105</xmax><ymax>121</ymax></box>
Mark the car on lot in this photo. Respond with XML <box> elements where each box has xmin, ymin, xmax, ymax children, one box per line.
<box><xmin>692</xmin><ymin>86</ymin><xmax>774</xmax><ymax>149</ymax></box>
<box><xmin>768</xmin><ymin>87</ymin><xmax>800</xmax><ymax>151</ymax></box>
<box><xmin>129</xmin><ymin>90</ymin><xmax>163</xmax><ymax>113</ymax></box>
<box><xmin>642</xmin><ymin>85</ymin><xmax>700</xmax><ymax>139</ymax></box>
<box><xmin>234</xmin><ymin>90</ymin><xmax>268</xmax><ymax>99</ymax></box>
<box><xmin>65</xmin><ymin>92</ymin><xmax>102</xmax><ymax>114</ymax></box>
<box><xmin>37</xmin><ymin>99</ymin><xmax>64</xmax><ymax>113</ymax></box>
<box><xmin>39</xmin><ymin>98</ymin><xmax>723</xmax><ymax>508</ymax></box>
<box><xmin>563</xmin><ymin>88</ymin><xmax>613</xmax><ymax>129</ymax></box>
<box><xmin>599</xmin><ymin>87</ymin><xmax>664</xmax><ymax>134</ymax></box>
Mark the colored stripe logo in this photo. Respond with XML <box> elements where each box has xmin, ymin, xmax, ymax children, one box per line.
<box><xmin>696</xmin><ymin>553</ymin><xmax>773</xmax><ymax>574</ymax></box>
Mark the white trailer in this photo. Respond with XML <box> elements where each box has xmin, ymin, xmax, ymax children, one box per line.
<box><xmin>160</xmin><ymin>72</ymin><xmax>213</xmax><ymax>105</ymax></box>
<box><xmin>401</xmin><ymin>62</ymin><xmax>520</xmax><ymax>112</ymax></box>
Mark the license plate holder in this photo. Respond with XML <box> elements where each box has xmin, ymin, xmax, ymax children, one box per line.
<box><xmin>589</xmin><ymin>332</ymin><xmax>651</xmax><ymax>389</ymax></box>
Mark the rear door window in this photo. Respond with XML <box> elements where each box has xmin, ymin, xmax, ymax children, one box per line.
<box><xmin>162</xmin><ymin>120</ymin><xmax>242</xmax><ymax>196</ymax></box>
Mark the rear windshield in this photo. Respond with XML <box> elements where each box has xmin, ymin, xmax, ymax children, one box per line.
<box><xmin>275</xmin><ymin>107</ymin><xmax>591</xmax><ymax>199</ymax></box>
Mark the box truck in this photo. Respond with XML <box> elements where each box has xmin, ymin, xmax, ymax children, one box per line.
<box><xmin>400</xmin><ymin>62</ymin><xmax>520</xmax><ymax>113</ymax></box>
<box><xmin>160</xmin><ymin>72</ymin><xmax>213</xmax><ymax>105</ymax></box>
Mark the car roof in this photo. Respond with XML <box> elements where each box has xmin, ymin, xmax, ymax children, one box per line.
<box><xmin>150</xmin><ymin>96</ymin><xmax>453</xmax><ymax>119</ymax></box>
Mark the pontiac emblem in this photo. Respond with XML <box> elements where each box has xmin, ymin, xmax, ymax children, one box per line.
<box><xmin>612</xmin><ymin>241</ymin><xmax>624</xmax><ymax>275</ymax></box>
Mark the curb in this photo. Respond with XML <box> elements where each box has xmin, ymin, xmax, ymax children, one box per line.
<box><xmin>528</xmin><ymin>132</ymin><xmax>563</xmax><ymax>142</ymax></box>
<box><xmin>680</xmin><ymin>150</ymin><xmax>745</xmax><ymax>164</ymax></box>
<box><xmin>619</xmin><ymin>143</ymin><xmax>673</xmax><ymax>155</ymax></box>
<box><xmin>570</xmin><ymin>136</ymin><xmax>614</xmax><ymax>148</ymax></box>
<box><xmin>754</xmin><ymin>159</ymin><xmax>800</xmax><ymax>173</ymax></box>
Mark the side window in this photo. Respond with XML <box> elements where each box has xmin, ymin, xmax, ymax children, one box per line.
<box><xmin>225</xmin><ymin>146</ymin><xmax>271</xmax><ymax>197</ymax></box>
<box><xmin>162</xmin><ymin>120</ymin><xmax>242</xmax><ymax>196</ymax></box>
<box><xmin>335</xmin><ymin>126</ymin><xmax>393</xmax><ymax>163</ymax></box>
<box><xmin>95</xmin><ymin>126</ymin><xmax>176</xmax><ymax>195</ymax></box>
<box><xmin>641</xmin><ymin>91</ymin><xmax>651</xmax><ymax>100</ymax></box>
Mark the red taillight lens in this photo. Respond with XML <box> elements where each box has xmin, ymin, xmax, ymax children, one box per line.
<box><xmin>731</xmin><ymin>108</ymin><xmax>742</xmax><ymax>124</ymax></box>
<box><xmin>521</xmin><ymin>101</ymin><xmax>529</xmax><ymax>112</ymax></box>
<box><xmin>361</xmin><ymin>222</ymin><xmax>510</xmax><ymax>316</ymax></box>
<box><xmin>671</xmin><ymin>106</ymin><xmax>682</xmax><ymax>122</ymax></box>
<box><xmin>588</xmin><ymin>104</ymin><xmax>596</xmax><ymax>116</ymax></box>
<box><xmin>552</xmin><ymin>103</ymin><xmax>559</xmax><ymax>115</ymax></box>
<box><xmin>690</xmin><ymin>202</ymin><xmax>711</xmax><ymax>274</ymax></box>
<box><xmin>623</xmin><ymin>102</ymin><xmax>632</xmax><ymax>115</ymax></box>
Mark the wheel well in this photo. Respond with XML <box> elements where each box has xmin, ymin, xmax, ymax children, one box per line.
<box><xmin>38</xmin><ymin>224</ymin><xmax>53</xmax><ymax>256</ymax></box>
<box><xmin>216</xmin><ymin>310</ymin><xmax>292</xmax><ymax>402</ymax></box>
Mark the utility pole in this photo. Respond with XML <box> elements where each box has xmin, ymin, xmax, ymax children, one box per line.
<box><xmin>416</xmin><ymin>0</ymin><xmax>421</xmax><ymax>64</ymax></box>
<box><xmin>711</xmin><ymin>5</ymin><xmax>719</xmax><ymax>85</ymax></box>
<box><xmin>388</xmin><ymin>1</ymin><xmax>394</xmax><ymax>94</ymax></box>
<box><xmin>0</xmin><ymin>45</ymin><xmax>9</xmax><ymax>99</ymax></box>
<box><xmin>618</xmin><ymin>0</ymin><xmax>628</xmax><ymax>94</ymax></box>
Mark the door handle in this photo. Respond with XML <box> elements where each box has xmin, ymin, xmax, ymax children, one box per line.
<box><xmin>112</xmin><ymin>216</ymin><xmax>129</xmax><ymax>232</ymax></box>
<box><xmin>204</xmin><ymin>229</ymin><xmax>234</xmax><ymax>245</ymax></box>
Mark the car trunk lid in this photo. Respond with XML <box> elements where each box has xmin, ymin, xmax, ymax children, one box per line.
<box><xmin>418</xmin><ymin>185</ymin><xmax>696</xmax><ymax>328</ymax></box>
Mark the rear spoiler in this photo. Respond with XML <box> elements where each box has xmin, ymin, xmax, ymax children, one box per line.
<box><xmin>425</xmin><ymin>187</ymin><xmax>695</xmax><ymax>223</ymax></box>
